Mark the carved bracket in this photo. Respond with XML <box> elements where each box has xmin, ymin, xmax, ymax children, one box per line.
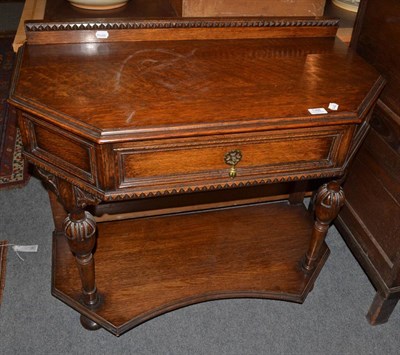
<box><xmin>73</xmin><ymin>186</ymin><xmax>102</xmax><ymax>210</ymax></box>
<box><xmin>36</xmin><ymin>167</ymin><xmax>59</xmax><ymax>196</ymax></box>
<box><xmin>35</xmin><ymin>167</ymin><xmax>101</xmax><ymax>212</ymax></box>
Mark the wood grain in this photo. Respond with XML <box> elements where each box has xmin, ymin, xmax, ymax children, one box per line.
<box><xmin>53</xmin><ymin>202</ymin><xmax>329</xmax><ymax>335</ymax></box>
<box><xmin>11</xmin><ymin>37</ymin><xmax>382</xmax><ymax>142</ymax></box>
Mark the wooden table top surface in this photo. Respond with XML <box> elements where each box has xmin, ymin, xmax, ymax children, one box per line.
<box><xmin>11</xmin><ymin>36</ymin><xmax>382</xmax><ymax>141</ymax></box>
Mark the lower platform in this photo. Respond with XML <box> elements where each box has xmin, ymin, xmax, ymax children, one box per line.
<box><xmin>52</xmin><ymin>201</ymin><xmax>329</xmax><ymax>336</ymax></box>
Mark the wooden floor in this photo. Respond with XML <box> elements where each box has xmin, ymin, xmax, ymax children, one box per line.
<box><xmin>53</xmin><ymin>201</ymin><xmax>329</xmax><ymax>335</ymax></box>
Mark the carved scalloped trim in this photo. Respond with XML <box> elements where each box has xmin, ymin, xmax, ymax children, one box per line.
<box><xmin>25</xmin><ymin>18</ymin><xmax>339</xmax><ymax>32</ymax></box>
<box><xmin>104</xmin><ymin>171</ymin><xmax>343</xmax><ymax>201</ymax></box>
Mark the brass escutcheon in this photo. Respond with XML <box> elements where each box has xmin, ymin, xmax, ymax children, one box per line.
<box><xmin>224</xmin><ymin>150</ymin><xmax>242</xmax><ymax>179</ymax></box>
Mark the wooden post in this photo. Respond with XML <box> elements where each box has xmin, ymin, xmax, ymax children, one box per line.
<box><xmin>367</xmin><ymin>292</ymin><xmax>399</xmax><ymax>325</ymax></box>
<box><xmin>303</xmin><ymin>181</ymin><xmax>345</xmax><ymax>271</ymax></box>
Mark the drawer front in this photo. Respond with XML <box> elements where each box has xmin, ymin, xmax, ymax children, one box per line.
<box><xmin>115</xmin><ymin>126</ymin><xmax>353</xmax><ymax>193</ymax></box>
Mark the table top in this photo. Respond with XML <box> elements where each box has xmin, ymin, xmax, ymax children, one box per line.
<box><xmin>11</xmin><ymin>35</ymin><xmax>382</xmax><ymax>142</ymax></box>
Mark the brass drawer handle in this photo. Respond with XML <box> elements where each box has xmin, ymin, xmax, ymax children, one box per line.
<box><xmin>224</xmin><ymin>150</ymin><xmax>242</xmax><ymax>179</ymax></box>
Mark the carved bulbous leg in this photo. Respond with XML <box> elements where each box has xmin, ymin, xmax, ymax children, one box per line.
<box><xmin>63</xmin><ymin>209</ymin><xmax>101</xmax><ymax>309</ymax></box>
<box><xmin>303</xmin><ymin>181</ymin><xmax>345</xmax><ymax>271</ymax></box>
<box><xmin>34</xmin><ymin>173</ymin><xmax>102</xmax><ymax>331</ymax></box>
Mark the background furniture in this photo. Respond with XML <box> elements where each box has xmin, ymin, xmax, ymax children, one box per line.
<box><xmin>12</xmin><ymin>0</ymin><xmax>355</xmax><ymax>51</ymax></box>
<box><xmin>335</xmin><ymin>0</ymin><xmax>400</xmax><ymax>325</ymax></box>
<box><xmin>169</xmin><ymin>0</ymin><xmax>326</xmax><ymax>17</ymax></box>
<box><xmin>12</xmin><ymin>0</ymin><xmax>46</xmax><ymax>51</ymax></box>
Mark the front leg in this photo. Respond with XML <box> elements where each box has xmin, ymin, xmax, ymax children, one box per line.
<box><xmin>303</xmin><ymin>181</ymin><xmax>345</xmax><ymax>271</ymax></box>
<box><xmin>64</xmin><ymin>209</ymin><xmax>99</xmax><ymax>308</ymax></box>
<box><xmin>64</xmin><ymin>208</ymin><xmax>102</xmax><ymax>330</ymax></box>
<box><xmin>37</xmin><ymin>171</ymin><xmax>103</xmax><ymax>330</ymax></box>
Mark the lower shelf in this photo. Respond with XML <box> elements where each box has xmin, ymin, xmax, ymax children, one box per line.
<box><xmin>52</xmin><ymin>201</ymin><xmax>329</xmax><ymax>336</ymax></box>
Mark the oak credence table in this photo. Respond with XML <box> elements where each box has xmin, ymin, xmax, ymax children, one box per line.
<box><xmin>9</xmin><ymin>16</ymin><xmax>383</xmax><ymax>336</ymax></box>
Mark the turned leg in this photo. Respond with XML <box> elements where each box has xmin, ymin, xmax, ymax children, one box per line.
<box><xmin>63</xmin><ymin>209</ymin><xmax>101</xmax><ymax>306</ymax></box>
<box><xmin>34</xmin><ymin>171</ymin><xmax>102</xmax><ymax>330</ymax></box>
<box><xmin>303</xmin><ymin>181</ymin><xmax>345</xmax><ymax>271</ymax></box>
<box><xmin>63</xmin><ymin>208</ymin><xmax>102</xmax><ymax>330</ymax></box>
<box><xmin>59</xmin><ymin>180</ymin><xmax>103</xmax><ymax>331</ymax></box>
<box><xmin>367</xmin><ymin>292</ymin><xmax>399</xmax><ymax>325</ymax></box>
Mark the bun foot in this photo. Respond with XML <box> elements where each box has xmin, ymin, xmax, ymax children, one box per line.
<box><xmin>80</xmin><ymin>315</ymin><xmax>101</xmax><ymax>331</ymax></box>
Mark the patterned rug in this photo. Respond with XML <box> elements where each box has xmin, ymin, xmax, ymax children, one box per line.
<box><xmin>0</xmin><ymin>241</ymin><xmax>8</xmax><ymax>307</ymax></box>
<box><xmin>0</xmin><ymin>34</ymin><xmax>29</xmax><ymax>190</ymax></box>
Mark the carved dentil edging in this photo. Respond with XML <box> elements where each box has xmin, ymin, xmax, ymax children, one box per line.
<box><xmin>105</xmin><ymin>171</ymin><xmax>344</xmax><ymax>201</ymax></box>
<box><xmin>25</xmin><ymin>18</ymin><xmax>339</xmax><ymax>32</ymax></box>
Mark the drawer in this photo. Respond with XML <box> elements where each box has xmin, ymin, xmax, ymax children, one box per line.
<box><xmin>114</xmin><ymin>126</ymin><xmax>354</xmax><ymax>193</ymax></box>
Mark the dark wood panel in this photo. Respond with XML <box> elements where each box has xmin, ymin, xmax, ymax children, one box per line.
<box><xmin>343</xmin><ymin>156</ymin><xmax>399</xmax><ymax>278</ymax></box>
<box><xmin>363</xmin><ymin>123</ymin><xmax>400</xmax><ymax>202</ymax></box>
<box><xmin>336</xmin><ymin>0</ymin><xmax>400</xmax><ymax>325</ymax></box>
<box><xmin>351</xmin><ymin>0</ymin><xmax>400</xmax><ymax>117</ymax></box>
<box><xmin>370</xmin><ymin>103</ymin><xmax>400</xmax><ymax>157</ymax></box>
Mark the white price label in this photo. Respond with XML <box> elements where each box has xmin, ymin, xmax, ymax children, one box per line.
<box><xmin>12</xmin><ymin>245</ymin><xmax>38</xmax><ymax>253</ymax></box>
<box><xmin>328</xmin><ymin>103</ymin><xmax>339</xmax><ymax>111</ymax></box>
<box><xmin>95</xmin><ymin>31</ymin><xmax>109</xmax><ymax>39</ymax></box>
<box><xmin>308</xmin><ymin>108</ymin><xmax>328</xmax><ymax>115</ymax></box>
